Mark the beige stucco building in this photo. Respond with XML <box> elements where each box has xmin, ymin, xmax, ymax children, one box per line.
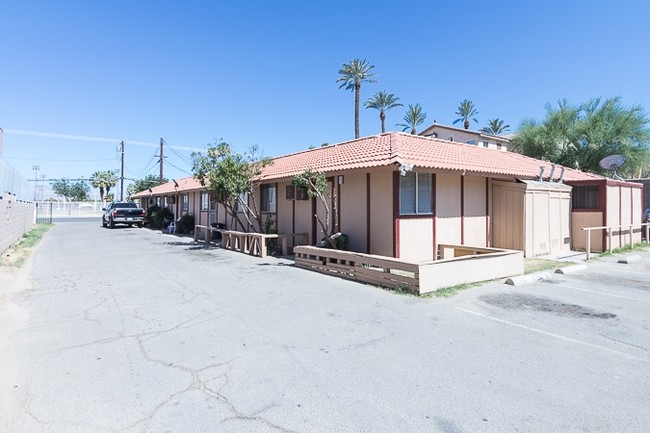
<box><xmin>419</xmin><ymin>122</ymin><xmax>510</xmax><ymax>151</ymax></box>
<box><xmin>133</xmin><ymin>132</ymin><xmax>643</xmax><ymax>259</ymax></box>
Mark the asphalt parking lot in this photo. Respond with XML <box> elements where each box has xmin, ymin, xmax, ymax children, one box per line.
<box><xmin>1</xmin><ymin>221</ymin><xmax>648</xmax><ymax>433</ymax></box>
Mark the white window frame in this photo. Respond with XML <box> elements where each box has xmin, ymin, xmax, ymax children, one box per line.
<box><xmin>201</xmin><ymin>191</ymin><xmax>209</xmax><ymax>211</ymax></box>
<box><xmin>399</xmin><ymin>172</ymin><xmax>433</xmax><ymax>215</ymax></box>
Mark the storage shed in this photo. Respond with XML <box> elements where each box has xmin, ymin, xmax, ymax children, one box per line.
<box><xmin>568</xmin><ymin>179</ymin><xmax>643</xmax><ymax>252</ymax></box>
<box><xmin>492</xmin><ymin>179</ymin><xmax>572</xmax><ymax>257</ymax></box>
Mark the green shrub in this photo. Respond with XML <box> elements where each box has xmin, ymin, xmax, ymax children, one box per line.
<box><xmin>176</xmin><ymin>214</ymin><xmax>195</xmax><ymax>234</ymax></box>
<box><xmin>263</xmin><ymin>215</ymin><xmax>280</xmax><ymax>256</ymax></box>
<box><xmin>146</xmin><ymin>206</ymin><xmax>173</xmax><ymax>229</ymax></box>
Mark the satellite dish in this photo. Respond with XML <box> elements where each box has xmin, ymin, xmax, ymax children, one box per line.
<box><xmin>599</xmin><ymin>154</ymin><xmax>625</xmax><ymax>180</ymax></box>
<box><xmin>599</xmin><ymin>154</ymin><xmax>625</xmax><ymax>170</ymax></box>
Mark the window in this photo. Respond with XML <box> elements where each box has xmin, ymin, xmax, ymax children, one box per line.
<box><xmin>286</xmin><ymin>185</ymin><xmax>308</xmax><ymax>200</ymax></box>
<box><xmin>286</xmin><ymin>185</ymin><xmax>295</xmax><ymax>200</ymax></box>
<box><xmin>400</xmin><ymin>172</ymin><xmax>432</xmax><ymax>214</ymax></box>
<box><xmin>201</xmin><ymin>191</ymin><xmax>209</xmax><ymax>211</ymax></box>
<box><xmin>297</xmin><ymin>187</ymin><xmax>309</xmax><ymax>200</ymax></box>
<box><xmin>156</xmin><ymin>197</ymin><xmax>161</xmax><ymax>206</ymax></box>
<box><xmin>482</xmin><ymin>141</ymin><xmax>489</xmax><ymax>148</ymax></box>
<box><xmin>572</xmin><ymin>185</ymin><xmax>600</xmax><ymax>209</ymax></box>
<box><xmin>182</xmin><ymin>193</ymin><xmax>189</xmax><ymax>211</ymax></box>
<box><xmin>261</xmin><ymin>184</ymin><xmax>277</xmax><ymax>213</ymax></box>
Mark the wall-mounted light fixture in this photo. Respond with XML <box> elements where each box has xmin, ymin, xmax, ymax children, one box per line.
<box><xmin>338</xmin><ymin>175</ymin><xmax>344</xmax><ymax>185</ymax></box>
<box><xmin>398</xmin><ymin>162</ymin><xmax>413</xmax><ymax>176</ymax></box>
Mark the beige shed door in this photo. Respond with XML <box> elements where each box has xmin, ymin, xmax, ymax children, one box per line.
<box><xmin>492</xmin><ymin>183</ymin><xmax>524</xmax><ymax>251</ymax></box>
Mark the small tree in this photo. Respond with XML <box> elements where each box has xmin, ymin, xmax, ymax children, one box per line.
<box><xmin>192</xmin><ymin>140</ymin><xmax>272</xmax><ymax>232</ymax></box>
<box><xmin>51</xmin><ymin>179</ymin><xmax>90</xmax><ymax>201</ymax></box>
<box><xmin>293</xmin><ymin>169</ymin><xmax>340</xmax><ymax>248</ymax></box>
<box><xmin>127</xmin><ymin>174</ymin><xmax>168</xmax><ymax>197</ymax></box>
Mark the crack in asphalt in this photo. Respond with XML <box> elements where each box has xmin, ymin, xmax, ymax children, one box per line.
<box><xmin>132</xmin><ymin>336</ymin><xmax>301</xmax><ymax>433</ymax></box>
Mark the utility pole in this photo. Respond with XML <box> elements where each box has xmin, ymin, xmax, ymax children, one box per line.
<box><xmin>120</xmin><ymin>140</ymin><xmax>125</xmax><ymax>201</ymax></box>
<box><xmin>157</xmin><ymin>137</ymin><xmax>166</xmax><ymax>184</ymax></box>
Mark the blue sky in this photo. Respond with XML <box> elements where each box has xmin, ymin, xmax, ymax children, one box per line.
<box><xmin>1</xmin><ymin>0</ymin><xmax>649</xmax><ymax>198</ymax></box>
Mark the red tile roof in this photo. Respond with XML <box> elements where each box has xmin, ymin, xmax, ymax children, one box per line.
<box><xmin>131</xmin><ymin>176</ymin><xmax>202</xmax><ymax>198</ymax></box>
<box><xmin>133</xmin><ymin>132</ymin><xmax>601</xmax><ymax>197</ymax></box>
<box><xmin>258</xmin><ymin>132</ymin><xmax>601</xmax><ymax>182</ymax></box>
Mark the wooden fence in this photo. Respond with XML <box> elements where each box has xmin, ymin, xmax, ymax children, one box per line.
<box><xmin>294</xmin><ymin>244</ymin><xmax>523</xmax><ymax>295</ymax></box>
<box><xmin>194</xmin><ymin>225</ymin><xmax>307</xmax><ymax>258</ymax></box>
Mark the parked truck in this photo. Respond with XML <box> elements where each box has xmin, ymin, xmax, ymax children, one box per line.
<box><xmin>102</xmin><ymin>202</ymin><xmax>146</xmax><ymax>228</ymax></box>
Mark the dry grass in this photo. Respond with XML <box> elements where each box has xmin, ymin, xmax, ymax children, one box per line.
<box><xmin>0</xmin><ymin>224</ymin><xmax>53</xmax><ymax>268</ymax></box>
<box><xmin>524</xmin><ymin>258</ymin><xmax>568</xmax><ymax>274</ymax></box>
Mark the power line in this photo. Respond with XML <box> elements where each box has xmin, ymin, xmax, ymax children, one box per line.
<box><xmin>5</xmin><ymin>156</ymin><xmax>117</xmax><ymax>162</ymax></box>
<box><xmin>166</xmin><ymin>160</ymin><xmax>192</xmax><ymax>176</ymax></box>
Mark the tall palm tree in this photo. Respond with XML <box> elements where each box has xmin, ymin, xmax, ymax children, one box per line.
<box><xmin>90</xmin><ymin>171</ymin><xmax>108</xmax><ymax>202</ymax></box>
<box><xmin>453</xmin><ymin>99</ymin><xmax>479</xmax><ymax>129</ymax></box>
<box><xmin>364</xmin><ymin>91</ymin><xmax>402</xmax><ymax>133</ymax></box>
<box><xmin>103</xmin><ymin>170</ymin><xmax>117</xmax><ymax>199</ymax></box>
<box><xmin>337</xmin><ymin>59</ymin><xmax>377</xmax><ymax>138</ymax></box>
<box><xmin>90</xmin><ymin>170</ymin><xmax>117</xmax><ymax>202</ymax></box>
<box><xmin>481</xmin><ymin>118</ymin><xmax>510</xmax><ymax>135</ymax></box>
<box><xmin>397</xmin><ymin>103</ymin><xmax>427</xmax><ymax>135</ymax></box>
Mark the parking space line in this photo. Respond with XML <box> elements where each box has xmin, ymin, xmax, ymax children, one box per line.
<box><xmin>456</xmin><ymin>307</ymin><xmax>649</xmax><ymax>362</ymax></box>
<box><xmin>553</xmin><ymin>283</ymin><xmax>650</xmax><ymax>303</ymax></box>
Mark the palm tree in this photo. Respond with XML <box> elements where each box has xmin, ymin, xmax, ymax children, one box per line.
<box><xmin>337</xmin><ymin>59</ymin><xmax>378</xmax><ymax>138</ymax></box>
<box><xmin>481</xmin><ymin>118</ymin><xmax>510</xmax><ymax>135</ymax></box>
<box><xmin>397</xmin><ymin>104</ymin><xmax>427</xmax><ymax>135</ymax></box>
<box><xmin>364</xmin><ymin>91</ymin><xmax>402</xmax><ymax>133</ymax></box>
<box><xmin>90</xmin><ymin>170</ymin><xmax>117</xmax><ymax>202</ymax></box>
<box><xmin>453</xmin><ymin>99</ymin><xmax>479</xmax><ymax>129</ymax></box>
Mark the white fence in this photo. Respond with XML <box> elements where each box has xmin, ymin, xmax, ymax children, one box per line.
<box><xmin>37</xmin><ymin>201</ymin><xmax>105</xmax><ymax>218</ymax></box>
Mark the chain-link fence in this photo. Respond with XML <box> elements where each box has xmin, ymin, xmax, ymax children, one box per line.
<box><xmin>0</xmin><ymin>159</ymin><xmax>34</xmax><ymax>202</ymax></box>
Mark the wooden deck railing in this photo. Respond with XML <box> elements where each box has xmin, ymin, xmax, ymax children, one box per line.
<box><xmin>294</xmin><ymin>246</ymin><xmax>420</xmax><ymax>293</ymax></box>
<box><xmin>294</xmin><ymin>244</ymin><xmax>523</xmax><ymax>295</ymax></box>
<box><xmin>581</xmin><ymin>223</ymin><xmax>649</xmax><ymax>260</ymax></box>
<box><xmin>194</xmin><ymin>225</ymin><xmax>307</xmax><ymax>258</ymax></box>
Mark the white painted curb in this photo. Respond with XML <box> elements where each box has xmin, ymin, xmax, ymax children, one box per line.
<box><xmin>554</xmin><ymin>264</ymin><xmax>588</xmax><ymax>274</ymax></box>
<box><xmin>505</xmin><ymin>272</ymin><xmax>552</xmax><ymax>286</ymax></box>
<box><xmin>617</xmin><ymin>254</ymin><xmax>641</xmax><ymax>264</ymax></box>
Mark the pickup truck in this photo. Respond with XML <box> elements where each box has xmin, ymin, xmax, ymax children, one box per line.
<box><xmin>102</xmin><ymin>202</ymin><xmax>146</xmax><ymax>228</ymax></box>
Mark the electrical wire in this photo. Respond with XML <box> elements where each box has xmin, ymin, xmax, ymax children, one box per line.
<box><xmin>166</xmin><ymin>160</ymin><xmax>192</xmax><ymax>176</ymax></box>
<box><xmin>163</xmin><ymin>139</ymin><xmax>194</xmax><ymax>166</ymax></box>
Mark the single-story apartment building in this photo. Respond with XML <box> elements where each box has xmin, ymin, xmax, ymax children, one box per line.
<box><xmin>133</xmin><ymin>132</ymin><xmax>643</xmax><ymax>258</ymax></box>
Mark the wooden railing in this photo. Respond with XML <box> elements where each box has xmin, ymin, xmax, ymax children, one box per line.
<box><xmin>294</xmin><ymin>244</ymin><xmax>523</xmax><ymax>295</ymax></box>
<box><xmin>294</xmin><ymin>246</ymin><xmax>420</xmax><ymax>293</ymax></box>
<box><xmin>194</xmin><ymin>225</ymin><xmax>307</xmax><ymax>258</ymax></box>
<box><xmin>581</xmin><ymin>223</ymin><xmax>649</xmax><ymax>260</ymax></box>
